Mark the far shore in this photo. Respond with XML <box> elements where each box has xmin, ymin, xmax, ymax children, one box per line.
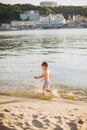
<box><xmin>0</xmin><ymin>27</ymin><xmax>86</xmax><ymax>32</ymax></box>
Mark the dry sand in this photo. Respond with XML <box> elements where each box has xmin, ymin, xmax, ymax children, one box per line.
<box><xmin>0</xmin><ymin>95</ymin><xmax>87</xmax><ymax>130</ymax></box>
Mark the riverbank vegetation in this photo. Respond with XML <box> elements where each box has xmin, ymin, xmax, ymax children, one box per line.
<box><xmin>0</xmin><ymin>3</ymin><xmax>87</xmax><ymax>23</ymax></box>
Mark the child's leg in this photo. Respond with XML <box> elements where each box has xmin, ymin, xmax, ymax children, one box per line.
<box><xmin>46</xmin><ymin>88</ymin><xmax>52</xmax><ymax>93</ymax></box>
<box><xmin>43</xmin><ymin>87</ymin><xmax>46</xmax><ymax>94</ymax></box>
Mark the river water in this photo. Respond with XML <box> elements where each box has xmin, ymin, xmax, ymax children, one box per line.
<box><xmin>0</xmin><ymin>29</ymin><xmax>87</xmax><ymax>101</ymax></box>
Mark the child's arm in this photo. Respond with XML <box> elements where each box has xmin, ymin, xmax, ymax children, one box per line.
<box><xmin>34</xmin><ymin>74</ymin><xmax>44</xmax><ymax>79</ymax></box>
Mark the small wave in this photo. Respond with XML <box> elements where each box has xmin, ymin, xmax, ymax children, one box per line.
<box><xmin>0</xmin><ymin>82</ymin><xmax>87</xmax><ymax>102</ymax></box>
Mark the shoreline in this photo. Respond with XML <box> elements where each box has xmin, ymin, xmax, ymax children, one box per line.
<box><xmin>0</xmin><ymin>95</ymin><xmax>87</xmax><ymax>130</ymax></box>
<box><xmin>0</xmin><ymin>27</ymin><xmax>86</xmax><ymax>32</ymax></box>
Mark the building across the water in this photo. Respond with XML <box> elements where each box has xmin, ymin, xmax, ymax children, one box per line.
<box><xmin>40</xmin><ymin>1</ymin><xmax>58</xmax><ymax>7</ymax></box>
<box><xmin>11</xmin><ymin>20</ymin><xmax>35</xmax><ymax>30</ymax></box>
<box><xmin>35</xmin><ymin>14</ymin><xmax>65</xmax><ymax>29</ymax></box>
<box><xmin>20</xmin><ymin>10</ymin><xmax>40</xmax><ymax>21</ymax></box>
<box><xmin>74</xmin><ymin>15</ymin><xmax>87</xmax><ymax>22</ymax></box>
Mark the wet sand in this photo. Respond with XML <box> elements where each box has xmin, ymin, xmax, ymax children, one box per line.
<box><xmin>0</xmin><ymin>95</ymin><xmax>87</xmax><ymax>130</ymax></box>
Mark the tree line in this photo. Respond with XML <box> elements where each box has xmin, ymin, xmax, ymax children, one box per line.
<box><xmin>0</xmin><ymin>3</ymin><xmax>87</xmax><ymax>23</ymax></box>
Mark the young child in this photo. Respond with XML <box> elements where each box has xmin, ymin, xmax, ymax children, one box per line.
<box><xmin>34</xmin><ymin>61</ymin><xmax>51</xmax><ymax>94</ymax></box>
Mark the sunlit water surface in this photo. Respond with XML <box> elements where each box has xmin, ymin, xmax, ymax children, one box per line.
<box><xmin>0</xmin><ymin>29</ymin><xmax>87</xmax><ymax>101</ymax></box>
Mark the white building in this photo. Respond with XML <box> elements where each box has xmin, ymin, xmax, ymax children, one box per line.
<box><xmin>74</xmin><ymin>15</ymin><xmax>87</xmax><ymax>22</ymax></box>
<box><xmin>11</xmin><ymin>21</ymin><xmax>35</xmax><ymax>27</ymax></box>
<box><xmin>20</xmin><ymin>10</ymin><xmax>40</xmax><ymax>21</ymax></box>
<box><xmin>35</xmin><ymin>14</ymin><xmax>65</xmax><ymax>28</ymax></box>
<box><xmin>40</xmin><ymin>1</ymin><xmax>58</xmax><ymax>7</ymax></box>
<box><xmin>1</xmin><ymin>23</ymin><xmax>10</xmax><ymax>29</ymax></box>
<box><xmin>66</xmin><ymin>15</ymin><xmax>75</xmax><ymax>27</ymax></box>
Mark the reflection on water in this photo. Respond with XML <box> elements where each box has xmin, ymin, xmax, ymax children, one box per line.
<box><xmin>0</xmin><ymin>29</ymin><xmax>87</xmax><ymax>55</ymax></box>
<box><xmin>0</xmin><ymin>29</ymin><xmax>87</xmax><ymax>100</ymax></box>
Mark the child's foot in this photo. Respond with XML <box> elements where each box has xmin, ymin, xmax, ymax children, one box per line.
<box><xmin>42</xmin><ymin>91</ymin><xmax>46</xmax><ymax>95</ymax></box>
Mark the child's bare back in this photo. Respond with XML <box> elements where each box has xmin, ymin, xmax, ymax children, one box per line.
<box><xmin>34</xmin><ymin>61</ymin><xmax>51</xmax><ymax>94</ymax></box>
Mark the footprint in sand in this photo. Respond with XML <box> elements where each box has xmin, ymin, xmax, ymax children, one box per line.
<box><xmin>45</xmin><ymin>123</ymin><xmax>50</xmax><ymax>127</ymax></box>
<box><xmin>32</xmin><ymin>114</ymin><xmax>39</xmax><ymax>118</ymax></box>
<box><xmin>74</xmin><ymin>108</ymin><xmax>78</xmax><ymax>110</ymax></box>
<box><xmin>70</xmin><ymin>119</ymin><xmax>76</xmax><ymax>123</ymax></box>
<box><xmin>25</xmin><ymin>122</ymin><xmax>30</xmax><ymax>126</ymax></box>
<box><xmin>77</xmin><ymin>119</ymin><xmax>84</xmax><ymax>124</ymax></box>
<box><xmin>24</xmin><ymin>122</ymin><xmax>38</xmax><ymax>130</ymax></box>
<box><xmin>43</xmin><ymin>119</ymin><xmax>50</xmax><ymax>123</ymax></box>
<box><xmin>16</xmin><ymin>122</ymin><xmax>23</xmax><ymax>128</ymax></box>
<box><xmin>41</xmin><ymin>115</ymin><xmax>47</xmax><ymax>119</ymax></box>
<box><xmin>32</xmin><ymin>119</ymin><xmax>44</xmax><ymax>128</ymax></box>
<box><xmin>0</xmin><ymin>125</ymin><xmax>15</xmax><ymax>130</ymax></box>
<box><xmin>28</xmin><ymin>107</ymin><xmax>35</xmax><ymax>110</ymax></box>
<box><xmin>67</xmin><ymin>122</ymin><xmax>77</xmax><ymax>130</ymax></box>
<box><xmin>63</xmin><ymin>117</ymin><xmax>68</xmax><ymax>120</ymax></box>
<box><xmin>54</xmin><ymin>125</ymin><xmax>64</xmax><ymax>130</ymax></box>
<box><xmin>0</xmin><ymin>113</ymin><xmax>5</xmax><ymax>118</ymax></box>
<box><xmin>11</xmin><ymin>113</ymin><xmax>17</xmax><ymax>117</ymax></box>
<box><xmin>54</xmin><ymin>116</ymin><xmax>62</xmax><ymax>124</ymax></box>
<box><xmin>18</xmin><ymin>114</ymin><xmax>24</xmax><ymax>119</ymax></box>
<box><xmin>4</xmin><ymin>109</ymin><xmax>10</xmax><ymax>112</ymax></box>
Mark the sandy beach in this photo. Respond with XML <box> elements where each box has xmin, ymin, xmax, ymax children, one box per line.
<box><xmin>0</xmin><ymin>95</ymin><xmax>87</xmax><ymax>130</ymax></box>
